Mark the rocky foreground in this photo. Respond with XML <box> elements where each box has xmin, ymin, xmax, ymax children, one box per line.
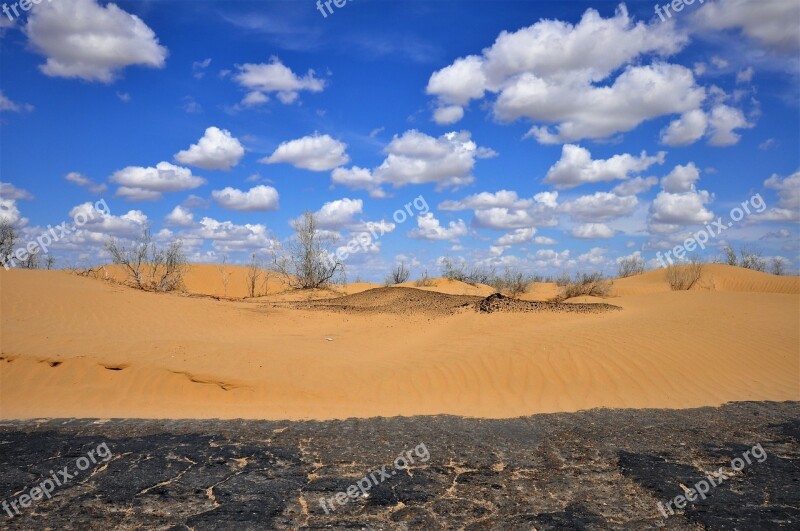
<box><xmin>0</xmin><ymin>402</ymin><xmax>797</xmax><ymax>530</ymax></box>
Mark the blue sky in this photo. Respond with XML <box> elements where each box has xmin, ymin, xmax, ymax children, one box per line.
<box><xmin>1</xmin><ymin>0</ymin><xmax>798</xmax><ymax>280</ymax></box>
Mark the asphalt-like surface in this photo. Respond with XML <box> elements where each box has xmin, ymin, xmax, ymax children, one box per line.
<box><xmin>0</xmin><ymin>401</ymin><xmax>797</xmax><ymax>530</ymax></box>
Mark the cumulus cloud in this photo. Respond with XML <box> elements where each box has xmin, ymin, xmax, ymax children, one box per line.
<box><xmin>648</xmin><ymin>189</ymin><xmax>714</xmax><ymax>233</ymax></box>
<box><xmin>661</xmin><ymin>163</ymin><xmax>701</xmax><ymax>193</ymax></box>
<box><xmin>544</xmin><ymin>144</ymin><xmax>665</xmax><ymax>189</ymax></box>
<box><xmin>211</xmin><ymin>185</ymin><xmax>280</xmax><ymax>212</ymax></box>
<box><xmin>752</xmin><ymin>171</ymin><xmax>800</xmax><ymax>222</ymax></box>
<box><xmin>0</xmin><ymin>182</ymin><xmax>34</xmax><ymax>200</ymax></box>
<box><xmin>439</xmin><ymin>190</ymin><xmax>532</xmax><ymax>211</ymax></box>
<box><xmin>332</xmin><ymin>130</ymin><xmax>494</xmax><ymax>196</ymax></box>
<box><xmin>612</xmin><ymin>176</ymin><xmax>659</xmax><ymax>197</ymax></box>
<box><xmin>495</xmin><ymin>227</ymin><xmax>537</xmax><ymax>246</ymax></box>
<box><xmin>310</xmin><ymin>198</ymin><xmax>363</xmax><ymax>230</ymax></box>
<box><xmin>262</xmin><ymin>133</ymin><xmax>349</xmax><ymax>171</ymax></box>
<box><xmin>707</xmin><ymin>104</ymin><xmax>753</xmax><ymax>146</ymax></box>
<box><xmin>408</xmin><ymin>213</ymin><xmax>468</xmax><ymax>241</ymax></box>
<box><xmin>69</xmin><ymin>202</ymin><xmax>148</xmax><ymax>238</ymax></box>
<box><xmin>426</xmin><ymin>5</ymin><xmax>703</xmax><ymax>143</ymax></box>
<box><xmin>571</xmin><ymin>223</ymin><xmax>615</xmax><ymax>239</ymax></box>
<box><xmin>561</xmin><ymin>192</ymin><xmax>638</xmax><ymax>222</ymax></box>
<box><xmin>432</xmin><ymin>105</ymin><xmax>465</xmax><ymax>125</ymax></box>
<box><xmin>25</xmin><ymin>0</ymin><xmax>167</xmax><ymax>82</ymax></box>
<box><xmin>65</xmin><ymin>172</ymin><xmax>107</xmax><ymax>194</ymax></box>
<box><xmin>110</xmin><ymin>162</ymin><xmax>205</xmax><ymax>201</ymax></box>
<box><xmin>185</xmin><ymin>217</ymin><xmax>276</xmax><ymax>254</ymax></box>
<box><xmin>234</xmin><ymin>57</ymin><xmax>324</xmax><ymax>105</ymax></box>
<box><xmin>165</xmin><ymin>205</ymin><xmax>195</xmax><ymax>227</ymax></box>
<box><xmin>174</xmin><ymin>127</ymin><xmax>245</xmax><ymax>171</ymax></box>
<box><xmin>693</xmin><ymin>0</ymin><xmax>800</xmax><ymax>53</ymax></box>
<box><xmin>660</xmin><ymin>109</ymin><xmax>709</xmax><ymax>146</ymax></box>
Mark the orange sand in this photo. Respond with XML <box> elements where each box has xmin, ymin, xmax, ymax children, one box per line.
<box><xmin>1</xmin><ymin>264</ymin><xmax>798</xmax><ymax>419</ymax></box>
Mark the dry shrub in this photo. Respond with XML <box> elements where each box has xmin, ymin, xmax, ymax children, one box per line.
<box><xmin>385</xmin><ymin>262</ymin><xmax>410</xmax><ymax>285</ymax></box>
<box><xmin>490</xmin><ymin>268</ymin><xmax>534</xmax><ymax>297</ymax></box>
<box><xmin>414</xmin><ymin>270</ymin><xmax>436</xmax><ymax>287</ymax></box>
<box><xmin>555</xmin><ymin>272</ymin><xmax>612</xmax><ymax>301</ymax></box>
<box><xmin>105</xmin><ymin>228</ymin><xmax>188</xmax><ymax>292</ymax></box>
<box><xmin>617</xmin><ymin>255</ymin><xmax>645</xmax><ymax>278</ymax></box>
<box><xmin>665</xmin><ymin>260</ymin><xmax>704</xmax><ymax>291</ymax></box>
<box><xmin>271</xmin><ymin>211</ymin><xmax>344</xmax><ymax>289</ymax></box>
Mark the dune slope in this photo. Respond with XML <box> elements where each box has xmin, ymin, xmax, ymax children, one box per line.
<box><xmin>1</xmin><ymin>268</ymin><xmax>798</xmax><ymax>419</ymax></box>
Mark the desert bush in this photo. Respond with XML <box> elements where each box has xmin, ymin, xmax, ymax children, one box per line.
<box><xmin>491</xmin><ymin>268</ymin><xmax>533</xmax><ymax>297</ymax></box>
<box><xmin>45</xmin><ymin>256</ymin><xmax>56</xmax><ymax>270</ymax></box>
<box><xmin>385</xmin><ymin>262</ymin><xmax>410</xmax><ymax>285</ymax></box>
<box><xmin>770</xmin><ymin>257</ymin><xmax>786</xmax><ymax>276</ymax></box>
<box><xmin>105</xmin><ymin>228</ymin><xmax>188</xmax><ymax>292</ymax></box>
<box><xmin>665</xmin><ymin>258</ymin><xmax>704</xmax><ymax>291</ymax></box>
<box><xmin>217</xmin><ymin>254</ymin><xmax>230</xmax><ymax>297</ymax></box>
<box><xmin>0</xmin><ymin>218</ymin><xmax>18</xmax><ymax>268</ymax></box>
<box><xmin>246</xmin><ymin>253</ymin><xmax>269</xmax><ymax>297</ymax></box>
<box><xmin>441</xmin><ymin>257</ymin><xmax>496</xmax><ymax>286</ymax></box>
<box><xmin>721</xmin><ymin>245</ymin><xmax>766</xmax><ymax>272</ymax></box>
<box><xmin>272</xmin><ymin>211</ymin><xmax>344</xmax><ymax>289</ymax></box>
<box><xmin>556</xmin><ymin>272</ymin><xmax>612</xmax><ymax>300</ymax></box>
<box><xmin>414</xmin><ymin>269</ymin><xmax>436</xmax><ymax>287</ymax></box>
<box><xmin>617</xmin><ymin>255</ymin><xmax>645</xmax><ymax>278</ymax></box>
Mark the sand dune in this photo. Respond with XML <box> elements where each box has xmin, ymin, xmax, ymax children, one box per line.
<box><xmin>1</xmin><ymin>266</ymin><xmax>798</xmax><ymax>419</ymax></box>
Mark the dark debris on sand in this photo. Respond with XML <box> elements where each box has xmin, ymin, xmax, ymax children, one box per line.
<box><xmin>0</xmin><ymin>401</ymin><xmax>797</xmax><ymax>530</ymax></box>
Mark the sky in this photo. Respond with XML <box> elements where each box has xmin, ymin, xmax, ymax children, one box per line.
<box><xmin>1</xmin><ymin>0</ymin><xmax>798</xmax><ymax>281</ymax></box>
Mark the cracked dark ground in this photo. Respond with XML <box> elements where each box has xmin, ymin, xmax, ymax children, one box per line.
<box><xmin>0</xmin><ymin>402</ymin><xmax>797</xmax><ymax>530</ymax></box>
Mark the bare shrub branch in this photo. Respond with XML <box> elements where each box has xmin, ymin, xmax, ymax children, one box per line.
<box><xmin>271</xmin><ymin>211</ymin><xmax>344</xmax><ymax>289</ymax></box>
<box><xmin>665</xmin><ymin>258</ymin><xmax>704</xmax><ymax>291</ymax></box>
<box><xmin>617</xmin><ymin>255</ymin><xmax>645</xmax><ymax>278</ymax></box>
<box><xmin>555</xmin><ymin>272</ymin><xmax>612</xmax><ymax>300</ymax></box>
<box><xmin>385</xmin><ymin>262</ymin><xmax>410</xmax><ymax>285</ymax></box>
<box><xmin>105</xmin><ymin>228</ymin><xmax>188</xmax><ymax>292</ymax></box>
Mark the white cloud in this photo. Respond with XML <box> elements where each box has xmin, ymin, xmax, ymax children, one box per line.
<box><xmin>439</xmin><ymin>190</ymin><xmax>532</xmax><ymax>211</ymax></box>
<box><xmin>174</xmin><ymin>126</ymin><xmax>245</xmax><ymax>171</ymax></box>
<box><xmin>473</xmin><ymin>208</ymin><xmax>541</xmax><ymax>230</ymax></box>
<box><xmin>612</xmin><ymin>176</ymin><xmax>659</xmax><ymax>197</ymax></box>
<box><xmin>211</xmin><ymin>185</ymin><xmax>280</xmax><ymax>212</ymax></box>
<box><xmin>408</xmin><ymin>213</ymin><xmax>467</xmax><ymax>241</ymax></box>
<box><xmin>544</xmin><ymin>144</ymin><xmax>665</xmax><ymax>189</ymax></box>
<box><xmin>495</xmin><ymin>227</ymin><xmax>537</xmax><ymax>246</ymax></box>
<box><xmin>561</xmin><ymin>192</ymin><xmax>639</xmax><ymax>222</ymax></box>
<box><xmin>736</xmin><ymin>67</ymin><xmax>755</xmax><ymax>84</ymax></box>
<box><xmin>426</xmin><ymin>6</ymin><xmax>702</xmax><ymax>142</ymax></box>
<box><xmin>432</xmin><ymin>105</ymin><xmax>465</xmax><ymax>125</ymax></box>
<box><xmin>110</xmin><ymin>162</ymin><xmax>205</xmax><ymax>201</ymax></box>
<box><xmin>333</xmin><ymin>130</ymin><xmax>493</xmax><ymax>196</ymax></box>
<box><xmin>694</xmin><ymin>0</ymin><xmax>800</xmax><ymax>53</ymax></box>
<box><xmin>69</xmin><ymin>202</ymin><xmax>147</xmax><ymax>238</ymax></box>
<box><xmin>661</xmin><ymin>163</ymin><xmax>701</xmax><ymax>193</ymax></box>
<box><xmin>64</xmin><ymin>172</ymin><xmax>107</xmax><ymax>194</ymax></box>
<box><xmin>572</xmin><ymin>223</ymin><xmax>615</xmax><ymax>239</ymax></box>
<box><xmin>707</xmin><ymin>104</ymin><xmax>753</xmax><ymax>146</ymax></box>
<box><xmin>660</xmin><ymin>109</ymin><xmax>709</xmax><ymax>146</ymax></box>
<box><xmin>241</xmin><ymin>91</ymin><xmax>269</xmax><ymax>107</ymax></box>
<box><xmin>234</xmin><ymin>57</ymin><xmax>324</xmax><ymax>105</ymax></box>
<box><xmin>578</xmin><ymin>247</ymin><xmax>608</xmax><ymax>266</ymax></box>
<box><xmin>649</xmin><ymin>189</ymin><xmax>714</xmax><ymax>233</ymax></box>
<box><xmin>0</xmin><ymin>91</ymin><xmax>33</xmax><ymax>113</ymax></box>
<box><xmin>0</xmin><ymin>199</ymin><xmax>25</xmax><ymax>225</ymax></box>
<box><xmin>165</xmin><ymin>205</ymin><xmax>195</xmax><ymax>227</ymax></box>
<box><xmin>186</xmin><ymin>217</ymin><xmax>276</xmax><ymax>254</ymax></box>
<box><xmin>311</xmin><ymin>198</ymin><xmax>363</xmax><ymax>230</ymax></box>
<box><xmin>25</xmin><ymin>0</ymin><xmax>167</xmax><ymax>82</ymax></box>
<box><xmin>0</xmin><ymin>182</ymin><xmax>34</xmax><ymax>200</ymax></box>
<box><xmin>262</xmin><ymin>133</ymin><xmax>349</xmax><ymax>171</ymax></box>
<box><xmin>764</xmin><ymin>171</ymin><xmax>800</xmax><ymax>210</ymax></box>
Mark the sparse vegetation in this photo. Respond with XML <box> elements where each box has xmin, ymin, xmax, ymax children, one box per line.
<box><xmin>105</xmin><ymin>228</ymin><xmax>188</xmax><ymax>292</ymax></box>
<box><xmin>217</xmin><ymin>254</ymin><xmax>231</xmax><ymax>297</ymax></box>
<box><xmin>246</xmin><ymin>253</ymin><xmax>269</xmax><ymax>297</ymax></box>
<box><xmin>441</xmin><ymin>258</ymin><xmax>496</xmax><ymax>286</ymax></box>
<box><xmin>0</xmin><ymin>218</ymin><xmax>18</xmax><ymax>268</ymax></box>
<box><xmin>721</xmin><ymin>245</ymin><xmax>767</xmax><ymax>272</ymax></box>
<box><xmin>490</xmin><ymin>268</ymin><xmax>534</xmax><ymax>297</ymax></box>
<box><xmin>555</xmin><ymin>272</ymin><xmax>613</xmax><ymax>300</ymax></box>
<box><xmin>665</xmin><ymin>258</ymin><xmax>704</xmax><ymax>291</ymax></box>
<box><xmin>617</xmin><ymin>255</ymin><xmax>645</xmax><ymax>278</ymax></box>
<box><xmin>771</xmin><ymin>257</ymin><xmax>786</xmax><ymax>276</ymax></box>
<box><xmin>414</xmin><ymin>269</ymin><xmax>436</xmax><ymax>287</ymax></box>
<box><xmin>271</xmin><ymin>211</ymin><xmax>344</xmax><ymax>290</ymax></box>
<box><xmin>385</xmin><ymin>262</ymin><xmax>410</xmax><ymax>285</ymax></box>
